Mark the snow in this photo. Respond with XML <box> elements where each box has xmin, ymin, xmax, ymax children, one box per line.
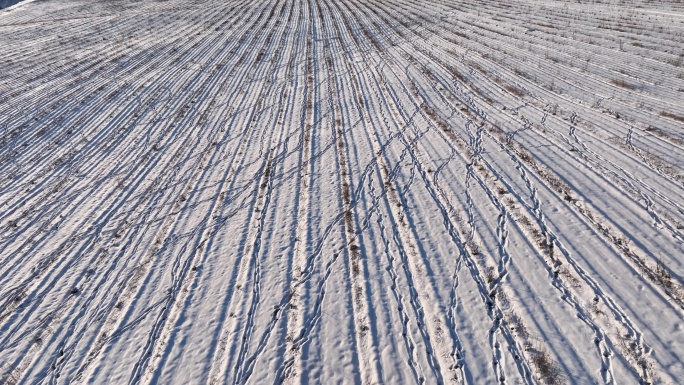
<box><xmin>0</xmin><ymin>0</ymin><xmax>683</xmax><ymax>384</ymax></box>
<box><xmin>0</xmin><ymin>1</ymin><xmax>20</xmax><ymax>10</ymax></box>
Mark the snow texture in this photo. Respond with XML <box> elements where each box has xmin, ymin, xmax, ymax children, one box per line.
<box><xmin>0</xmin><ymin>0</ymin><xmax>683</xmax><ymax>384</ymax></box>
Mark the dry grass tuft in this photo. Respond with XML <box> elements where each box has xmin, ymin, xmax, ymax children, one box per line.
<box><xmin>505</xmin><ymin>84</ymin><xmax>526</xmax><ymax>97</ymax></box>
<box><xmin>528</xmin><ymin>345</ymin><xmax>565</xmax><ymax>385</ymax></box>
<box><xmin>611</xmin><ymin>78</ymin><xmax>637</xmax><ymax>90</ymax></box>
<box><xmin>660</xmin><ymin>111</ymin><xmax>684</xmax><ymax>123</ymax></box>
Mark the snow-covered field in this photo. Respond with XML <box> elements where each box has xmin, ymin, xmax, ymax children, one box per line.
<box><xmin>1</xmin><ymin>0</ymin><xmax>683</xmax><ymax>383</ymax></box>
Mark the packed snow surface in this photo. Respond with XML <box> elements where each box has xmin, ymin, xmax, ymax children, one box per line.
<box><xmin>1</xmin><ymin>0</ymin><xmax>683</xmax><ymax>383</ymax></box>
